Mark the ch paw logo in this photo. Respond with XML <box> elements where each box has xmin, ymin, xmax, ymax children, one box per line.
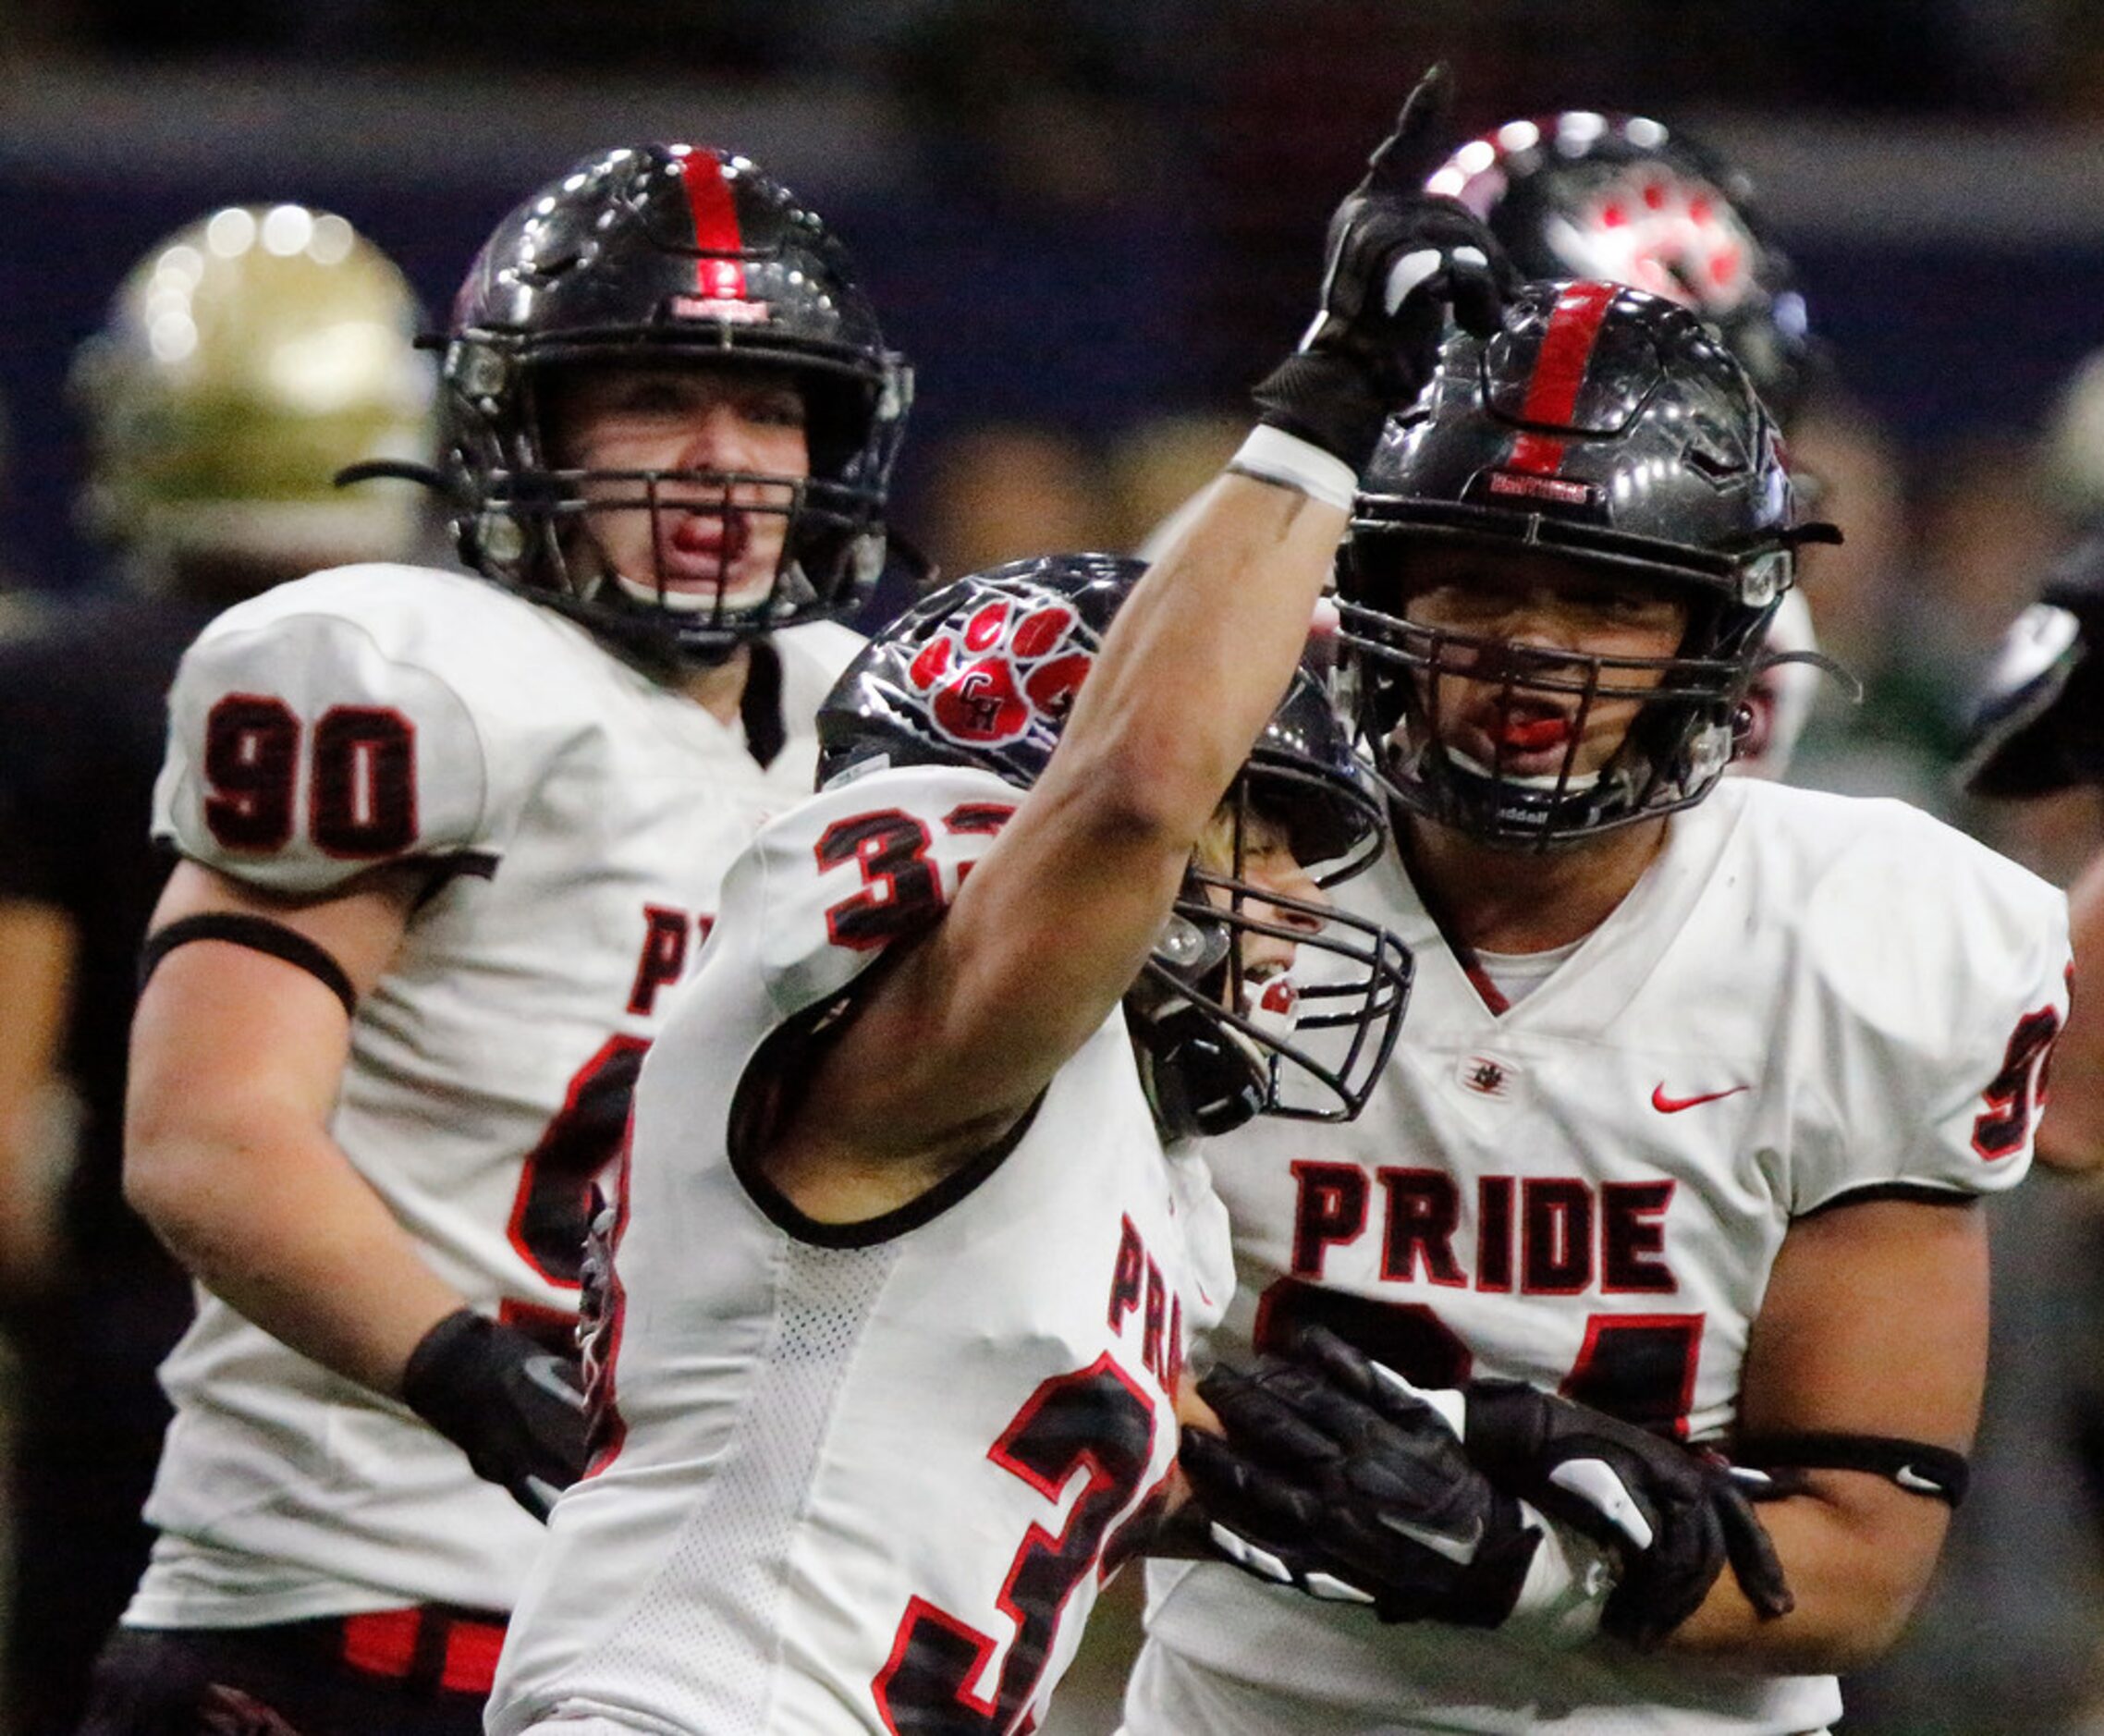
<box><xmin>906</xmin><ymin>594</ymin><xmax>1095</xmax><ymax>747</ymax></box>
<box><xmin>1571</xmin><ymin>165</ymin><xmax>1754</xmax><ymax>310</ymax></box>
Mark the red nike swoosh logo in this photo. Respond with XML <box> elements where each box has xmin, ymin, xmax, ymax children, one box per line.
<box><xmin>1652</xmin><ymin>1082</ymin><xmax>1750</xmax><ymax>1114</ymax></box>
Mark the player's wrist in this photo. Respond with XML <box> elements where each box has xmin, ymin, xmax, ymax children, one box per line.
<box><xmin>401</xmin><ymin>1306</ymin><xmax>497</xmax><ymax>1420</ymax></box>
<box><xmin>402</xmin><ymin>1305</ymin><xmax>588</xmax><ymax>1521</ymax></box>
<box><xmin>1246</xmin><ymin>353</ymin><xmax>1389</xmax><ymax>483</ymax></box>
<box><xmin>1228</xmin><ymin>420</ymin><xmax>1363</xmax><ymax>514</ymax></box>
<box><xmin>1501</xmin><ymin>1503</ymin><xmax>1618</xmax><ymax>1649</ymax></box>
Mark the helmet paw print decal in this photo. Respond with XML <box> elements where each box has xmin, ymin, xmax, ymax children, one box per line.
<box><xmin>906</xmin><ymin>595</ymin><xmax>1095</xmax><ymax>746</ymax></box>
<box><xmin>1558</xmin><ymin>166</ymin><xmax>1753</xmax><ymax>312</ymax></box>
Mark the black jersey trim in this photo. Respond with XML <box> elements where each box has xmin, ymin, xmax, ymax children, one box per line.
<box><xmin>740</xmin><ymin>639</ymin><xmax>787</xmax><ymax>770</ymax></box>
<box><xmin>139</xmin><ymin>912</ymin><xmax>357</xmax><ymax>1019</ymax></box>
<box><xmin>726</xmin><ymin>990</ymin><xmax>1046</xmax><ymax>1249</ymax></box>
<box><xmin>740</xmin><ymin>1094</ymin><xmax>1045</xmax><ymax>1250</ymax></box>
<box><xmin>1794</xmin><ymin>1181</ymin><xmax>1978</xmax><ymax>1219</ymax></box>
<box><xmin>412</xmin><ymin>850</ymin><xmax>501</xmax><ymax>908</ymax></box>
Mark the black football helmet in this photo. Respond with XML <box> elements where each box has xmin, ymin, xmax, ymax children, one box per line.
<box><xmin>1339</xmin><ymin>280</ymin><xmax>1838</xmax><ymax>850</ymax></box>
<box><xmin>440</xmin><ymin>143</ymin><xmax>911</xmax><ymax>657</ymax></box>
<box><xmin>818</xmin><ymin>552</ymin><xmax>1411</xmax><ymax>1138</ymax></box>
<box><xmin>1427</xmin><ymin>114</ymin><xmax>1815</xmax><ymax>427</ymax></box>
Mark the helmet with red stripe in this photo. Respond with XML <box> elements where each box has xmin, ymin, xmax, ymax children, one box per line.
<box><xmin>442</xmin><ymin>144</ymin><xmax>911</xmax><ymax>656</ymax></box>
<box><xmin>1339</xmin><ymin>280</ymin><xmax>1836</xmax><ymax>848</ymax></box>
<box><xmin>817</xmin><ymin>552</ymin><xmax>1410</xmax><ymax>1138</ymax></box>
<box><xmin>1426</xmin><ymin>114</ymin><xmax>1815</xmax><ymax>427</ymax></box>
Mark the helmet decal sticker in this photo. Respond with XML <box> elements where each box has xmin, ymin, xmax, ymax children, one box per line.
<box><xmin>906</xmin><ymin>598</ymin><xmax>1091</xmax><ymax>748</ymax></box>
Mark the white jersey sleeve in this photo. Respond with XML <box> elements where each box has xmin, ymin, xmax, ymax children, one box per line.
<box><xmin>153</xmin><ymin>565</ymin><xmax>539</xmax><ymax>896</ymax></box>
<box><xmin>728</xmin><ymin>760</ymin><xmax>1025</xmax><ymax>1024</ymax></box>
<box><xmin>1788</xmin><ymin>797</ymin><xmax>2072</xmax><ymax>1212</ymax></box>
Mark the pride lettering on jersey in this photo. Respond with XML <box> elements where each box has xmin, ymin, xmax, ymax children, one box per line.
<box><xmin>628</xmin><ymin>904</ymin><xmax>716</xmax><ymax>1016</ymax></box>
<box><xmin>1288</xmin><ymin>1160</ymin><xmax>1679</xmax><ymax>1297</ymax></box>
<box><xmin>1107</xmin><ymin>1215</ymin><xmax>1185</xmax><ymax>1394</ymax></box>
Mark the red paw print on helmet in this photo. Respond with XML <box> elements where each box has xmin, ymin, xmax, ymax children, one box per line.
<box><xmin>906</xmin><ymin>594</ymin><xmax>1096</xmax><ymax>748</ymax></box>
<box><xmin>1572</xmin><ymin>166</ymin><xmax>1753</xmax><ymax>312</ymax></box>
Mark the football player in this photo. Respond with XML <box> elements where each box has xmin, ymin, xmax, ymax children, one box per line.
<box><xmin>481</xmin><ymin>70</ymin><xmax>1487</xmax><ymax>1736</ymax></box>
<box><xmin>1962</xmin><ymin>472</ymin><xmax>2104</xmax><ymax>1172</ymax></box>
<box><xmin>77</xmin><ymin>148</ymin><xmax>908</xmax><ymax>1736</ymax></box>
<box><xmin>1427</xmin><ymin>107</ymin><xmax>1829</xmax><ymax>781</ymax></box>
<box><xmin>0</xmin><ymin>203</ymin><xmax>434</xmax><ymax>1736</ymax></box>
<box><xmin>1124</xmin><ymin>281</ymin><xmax>2073</xmax><ymax>1735</ymax></box>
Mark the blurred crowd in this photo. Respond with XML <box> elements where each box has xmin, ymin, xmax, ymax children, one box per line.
<box><xmin>12</xmin><ymin>0</ymin><xmax>2104</xmax><ymax>116</ymax></box>
<box><xmin>3</xmin><ymin>5</ymin><xmax>2104</xmax><ymax>1735</ymax></box>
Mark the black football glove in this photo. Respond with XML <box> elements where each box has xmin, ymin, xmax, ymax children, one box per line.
<box><xmin>1183</xmin><ymin>1338</ymin><xmax>1542</xmax><ymax>1627</ymax></box>
<box><xmin>1461</xmin><ymin>1375</ymin><xmax>1793</xmax><ymax>1650</ymax></box>
<box><xmin>401</xmin><ymin>1307</ymin><xmax>589</xmax><ymax>1522</ymax></box>
<box><xmin>1253</xmin><ymin>63</ymin><xmax>1520</xmax><ymax>471</ymax></box>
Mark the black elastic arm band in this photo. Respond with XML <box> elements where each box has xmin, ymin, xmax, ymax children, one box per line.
<box><xmin>139</xmin><ymin>912</ymin><xmax>358</xmax><ymax>1021</ymax></box>
<box><xmin>1733</xmin><ymin>1432</ymin><xmax>1970</xmax><ymax>1508</ymax></box>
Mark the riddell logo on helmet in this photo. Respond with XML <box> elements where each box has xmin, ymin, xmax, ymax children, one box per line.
<box><xmin>907</xmin><ymin>597</ymin><xmax>1095</xmax><ymax>747</ymax></box>
<box><xmin>1486</xmin><ymin>471</ymin><xmax>1593</xmax><ymax>507</ymax></box>
<box><xmin>670</xmin><ymin>295</ymin><xmax>770</xmax><ymax>324</ymax></box>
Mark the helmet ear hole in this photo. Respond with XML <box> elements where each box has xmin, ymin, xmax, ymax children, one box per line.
<box><xmin>1127</xmin><ymin>980</ymin><xmax>1270</xmax><ymax>1141</ymax></box>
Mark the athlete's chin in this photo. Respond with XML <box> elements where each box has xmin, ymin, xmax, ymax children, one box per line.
<box><xmin>611</xmin><ymin>563</ymin><xmax>780</xmax><ymax>616</ymax></box>
<box><xmin>1446</xmin><ymin>716</ymin><xmax>1633</xmax><ymax>784</ymax></box>
<box><xmin>1448</xmin><ymin>728</ymin><xmax>1584</xmax><ymax>783</ymax></box>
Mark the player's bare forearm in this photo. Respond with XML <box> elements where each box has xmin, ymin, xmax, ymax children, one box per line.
<box><xmin>0</xmin><ymin>899</ymin><xmax>77</xmax><ymax>1296</ymax></box>
<box><xmin>125</xmin><ymin>862</ymin><xmax>460</xmax><ymax>1397</ymax></box>
<box><xmin>1661</xmin><ymin>1473</ymin><xmax>1949</xmax><ymax>1670</ymax></box>
<box><xmin>780</xmin><ymin>473</ymin><xmax>1346</xmax><ymax>1175</ymax></box>
<box><xmin>1664</xmin><ymin>1196</ymin><xmax>1984</xmax><ymax>1669</ymax></box>
<box><xmin>1044</xmin><ymin>471</ymin><xmax>1350</xmax><ymax>849</ymax></box>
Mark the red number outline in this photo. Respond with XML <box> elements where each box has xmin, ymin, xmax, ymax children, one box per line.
<box><xmin>310</xmin><ymin>705</ymin><xmax>418</xmax><ymax>859</ymax></box>
<box><xmin>1257</xmin><ymin>1278</ymin><xmax>1704</xmax><ymax>1438</ymax></box>
<box><xmin>1971</xmin><ymin>1002</ymin><xmax>2063</xmax><ymax>1160</ymax></box>
<box><xmin>202</xmin><ymin>693</ymin><xmax>301</xmax><ymax>851</ymax></box>
<box><xmin>871</xmin><ymin>1354</ymin><xmax>1156</xmax><ymax>1735</ymax></box>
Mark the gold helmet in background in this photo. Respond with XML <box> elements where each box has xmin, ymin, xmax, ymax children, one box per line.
<box><xmin>71</xmin><ymin>203</ymin><xmax>437</xmax><ymax>582</ymax></box>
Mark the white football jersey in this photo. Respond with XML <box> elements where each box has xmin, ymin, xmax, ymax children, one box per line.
<box><xmin>130</xmin><ymin>562</ymin><xmax>858</xmax><ymax>1626</ymax></box>
<box><xmin>487</xmin><ymin>763</ymin><xmax>1232</xmax><ymax>1736</ymax></box>
<box><xmin>1130</xmin><ymin>777</ymin><xmax>2071</xmax><ymax>1736</ymax></box>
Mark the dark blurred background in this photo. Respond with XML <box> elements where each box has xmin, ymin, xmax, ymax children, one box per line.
<box><xmin>4</xmin><ymin>1</ymin><xmax>2102</xmax><ymax>583</ymax></box>
<box><xmin>3</xmin><ymin>6</ymin><xmax>2104</xmax><ymax>1732</ymax></box>
<box><xmin>6</xmin><ymin>0</ymin><xmax>2104</xmax><ymax>816</ymax></box>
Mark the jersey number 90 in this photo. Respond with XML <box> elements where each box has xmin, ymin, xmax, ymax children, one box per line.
<box><xmin>203</xmin><ymin>693</ymin><xmax>417</xmax><ymax>858</ymax></box>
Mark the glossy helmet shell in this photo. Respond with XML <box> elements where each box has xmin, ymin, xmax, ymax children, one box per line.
<box><xmin>444</xmin><ymin>144</ymin><xmax>911</xmax><ymax>654</ymax></box>
<box><xmin>1341</xmin><ymin>280</ymin><xmax>1821</xmax><ymax>848</ymax></box>
<box><xmin>818</xmin><ymin>550</ymin><xmax>1408</xmax><ymax>1135</ymax></box>
<box><xmin>71</xmin><ymin>203</ymin><xmax>434</xmax><ymax>580</ymax></box>
<box><xmin>1428</xmin><ymin>113</ymin><xmax>1815</xmax><ymax>426</ymax></box>
<box><xmin>819</xmin><ymin>552</ymin><xmax>1377</xmax><ymax>872</ymax></box>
